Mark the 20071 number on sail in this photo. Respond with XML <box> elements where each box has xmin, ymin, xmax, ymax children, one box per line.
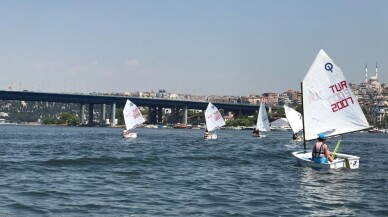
<box><xmin>328</xmin><ymin>80</ymin><xmax>355</xmax><ymax>112</ymax></box>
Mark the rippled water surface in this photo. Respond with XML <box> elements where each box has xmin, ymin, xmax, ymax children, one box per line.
<box><xmin>0</xmin><ymin>125</ymin><xmax>387</xmax><ymax>216</ymax></box>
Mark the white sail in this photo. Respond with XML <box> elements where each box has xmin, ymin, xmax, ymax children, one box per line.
<box><xmin>205</xmin><ymin>103</ymin><xmax>226</xmax><ymax>132</ymax></box>
<box><xmin>302</xmin><ymin>49</ymin><xmax>369</xmax><ymax>140</ymax></box>
<box><xmin>284</xmin><ymin>105</ymin><xmax>303</xmax><ymax>134</ymax></box>
<box><xmin>123</xmin><ymin>99</ymin><xmax>145</xmax><ymax>130</ymax></box>
<box><xmin>256</xmin><ymin>102</ymin><xmax>271</xmax><ymax>131</ymax></box>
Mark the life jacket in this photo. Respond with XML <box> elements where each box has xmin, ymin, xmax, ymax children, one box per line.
<box><xmin>312</xmin><ymin>142</ymin><xmax>326</xmax><ymax>158</ymax></box>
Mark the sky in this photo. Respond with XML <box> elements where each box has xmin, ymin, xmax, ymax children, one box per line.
<box><xmin>1</xmin><ymin>0</ymin><xmax>388</xmax><ymax>96</ymax></box>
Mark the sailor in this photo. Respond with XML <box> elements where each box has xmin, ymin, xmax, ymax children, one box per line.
<box><xmin>312</xmin><ymin>134</ymin><xmax>333</xmax><ymax>163</ymax></box>
<box><xmin>252</xmin><ymin>128</ymin><xmax>260</xmax><ymax>136</ymax></box>
<box><xmin>292</xmin><ymin>133</ymin><xmax>300</xmax><ymax>140</ymax></box>
<box><xmin>204</xmin><ymin>129</ymin><xmax>209</xmax><ymax>138</ymax></box>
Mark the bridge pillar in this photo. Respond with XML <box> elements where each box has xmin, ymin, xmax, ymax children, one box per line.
<box><xmin>202</xmin><ymin>109</ymin><xmax>205</xmax><ymax>123</ymax></box>
<box><xmin>101</xmin><ymin>104</ymin><xmax>106</xmax><ymax>126</ymax></box>
<box><xmin>171</xmin><ymin>107</ymin><xmax>176</xmax><ymax>124</ymax></box>
<box><xmin>147</xmin><ymin>107</ymin><xmax>152</xmax><ymax>124</ymax></box>
<box><xmin>157</xmin><ymin>107</ymin><xmax>163</xmax><ymax>124</ymax></box>
<box><xmin>80</xmin><ymin>104</ymin><xmax>86</xmax><ymax>125</ymax></box>
<box><xmin>147</xmin><ymin>107</ymin><xmax>157</xmax><ymax>124</ymax></box>
<box><xmin>183</xmin><ymin>106</ymin><xmax>187</xmax><ymax>124</ymax></box>
<box><xmin>111</xmin><ymin>103</ymin><xmax>116</xmax><ymax>127</ymax></box>
<box><xmin>88</xmin><ymin>104</ymin><xmax>94</xmax><ymax>126</ymax></box>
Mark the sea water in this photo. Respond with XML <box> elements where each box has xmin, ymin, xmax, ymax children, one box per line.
<box><xmin>0</xmin><ymin>125</ymin><xmax>387</xmax><ymax>216</ymax></box>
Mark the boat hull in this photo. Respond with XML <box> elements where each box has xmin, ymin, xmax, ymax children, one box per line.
<box><xmin>289</xmin><ymin>139</ymin><xmax>302</xmax><ymax>144</ymax></box>
<box><xmin>252</xmin><ymin>134</ymin><xmax>266</xmax><ymax>138</ymax></box>
<box><xmin>205</xmin><ymin>134</ymin><xmax>217</xmax><ymax>139</ymax></box>
<box><xmin>123</xmin><ymin>132</ymin><xmax>137</xmax><ymax>138</ymax></box>
<box><xmin>173</xmin><ymin>123</ymin><xmax>188</xmax><ymax>129</ymax></box>
<box><xmin>292</xmin><ymin>151</ymin><xmax>359</xmax><ymax>169</ymax></box>
<box><xmin>290</xmin><ymin>138</ymin><xmax>303</xmax><ymax>142</ymax></box>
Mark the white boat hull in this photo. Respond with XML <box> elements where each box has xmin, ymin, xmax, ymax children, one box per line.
<box><xmin>252</xmin><ymin>134</ymin><xmax>266</xmax><ymax>138</ymax></box>
<box><xmin>123</xmin><ymin>132</ymin><xmax>137</xmax><ymax>138</ymax></box>
<box><xmin>292</xmin><ymin>151</ymin><xmax>359</xmax><ymax>169</ymax></box>
<box><xmin>205</xmin><ymin>134</ymin><xmax>217</xmax><ymax>139</ymax></box>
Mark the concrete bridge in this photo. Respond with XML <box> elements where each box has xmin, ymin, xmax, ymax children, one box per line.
<box><xmin>0</xmin><ymin>90</ymin><xmax>260</xmax><ymax>126</ymax></box>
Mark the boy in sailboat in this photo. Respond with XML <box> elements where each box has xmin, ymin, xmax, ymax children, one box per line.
<box><xmin>204</xmin><ymin>129</ymin><xmax>209</xmax><ymax>138</ymax></box>
<box><xmin>252</xmin><ymin>128</ymin><xmax>260</xmax><ymax>136</ymax></box>
<box><xmin>292</xmin><ymin>133</ymin><xmax>303</xmax><ymax>141</ymax></box>
<box><xmin>123</xmin><ymin>129</ymin><xmax>133</xmax><ymax>137</ymax></box>
<box><xmin>312</xmin><ymin>134</ymin><xmax>333</xmax><ymax>163</ymax></box>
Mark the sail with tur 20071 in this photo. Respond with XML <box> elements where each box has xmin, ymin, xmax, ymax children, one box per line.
<box><xmin>302</xmin><ymin>50</ymin><xmax>369</xmax><ymax>140</ymax></box>
<box><xmin>292</xmin><ymin>49</ymin><xmax>370</xmax><ymax>169</ymax></box>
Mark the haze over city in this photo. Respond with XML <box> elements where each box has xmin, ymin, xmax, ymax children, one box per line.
<box><xmin>1</xmin><ymin>0</ymin><xmax>387</xmax><ymax>96</ymax></box>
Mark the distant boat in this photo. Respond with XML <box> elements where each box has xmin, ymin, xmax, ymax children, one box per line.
<box><xmin>144</xmin><ymin>124</ymin><xmax>158</xmax><ymax>128</ymax></box>
<box><xmin>253</xmin><ymin>101</ymin><xmax>270</xmax><ymax>137</ymax></box>
<box><xmin>204</xmin><ymin>103</ymin><xmax>225</xmax><ymax>139</ymax></box>
<box><xmin>122</xmin><ymin>99</ymin><xmax>145</xmax><ymax>138</ymax></box>
<box><xmin>368</xmin><ymin>127</ymin><xmax>386</xmax><ymax>133</ymax></box>
<box><xmin>173</xmin><ymin>123</ymin><xmax>188</xmax><ymax>129</ymax></box>
<box><xmin>242</xmin><ymin>126</ymin><xmax>255</xmax><ymax>130</ymax></box>
<box><xmin>270</xmin><ymin>118</ymin><xmax>291</xmax><ymax>131</ymax></box>
<box><xmin>0</xmin><ymin>120</ymin><xmax>18</xmax><ymax>125</ymax></box>
<box><xmin>292</xmin><ymin>49</ymin><xmax>370</xmax><ymax>169</ymax></box>
<box><xmin>284</xmin><ymin>105</ymin><xmax>303</xmax><ymax>141</ymax></box>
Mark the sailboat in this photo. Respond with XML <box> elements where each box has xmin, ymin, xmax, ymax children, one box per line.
<box><xmin>122</xmin><ymin>99</ymin><xmax>145</xmax><ymax>138</ymax></box>
<box><xmin>253</xmin><ymin>101</ymin><xmax>271</xmax><ymax>137</ymax></box>
<box><xmin>292</xmin><ymin>49</ymin><xmax>370</xmax><ymax>169</ymax></box>
<box><xmin>284</xmin><ymin>105</ymin><xmax>303</xmax><ymax>141</ymax></box>
<box><xmin>204</xmin><ymin>102</ymin><xmax>226</xmax><ymax>139</ymax></box>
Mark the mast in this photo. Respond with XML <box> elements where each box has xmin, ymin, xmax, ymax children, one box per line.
<box><xmin>300</xmin><ymin>82</ymin><xmax>306</xmax><ymax>152</ymax></box>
